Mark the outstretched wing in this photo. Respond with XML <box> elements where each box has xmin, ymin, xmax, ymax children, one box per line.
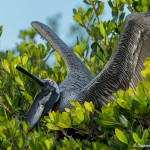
<box><xmin>31</xmin><ymin>22</ymin><xmax>94</xmax><ymax>91</ymax></box>
<box><xmin>31</xmin><ymin>22</ymin><xmax>94</xmax><ymax>78</ymax></box>
<box><xmin>76</xmin><ymin>12</ymin><xmax>150</xmax><ymax>108</ymax></box>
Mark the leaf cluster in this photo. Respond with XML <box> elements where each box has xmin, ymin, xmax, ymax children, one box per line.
<box><xmin>0</xmin><ymin>0</ymin><xmax>150</xmax><ymax>149</ymax></box>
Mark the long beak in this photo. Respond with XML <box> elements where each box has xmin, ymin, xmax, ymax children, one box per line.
<box><xmin>16</xmin><ymin>65</ymin><xmax>45</xmax><ymax>86</ymax></box>
<box><xmin>25</xmin><ymin>92</ymin><xmax>59</xmax><ymax>131</ymax></box>
<box><xmin>16</xmin><ymin>65</ymin><xmax>59</xmax><ymax>131</ymax></box>
<box><xmin>25</xmin><ymin>92</ymin><xmax>45</xmax><ymax>130</ymax></box>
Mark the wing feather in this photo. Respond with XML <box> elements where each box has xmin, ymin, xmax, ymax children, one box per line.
<box><xmin>31</xmin><ymin>21</ymin><xmax>94</xmax><ymax>78</ymax></box>
<box><xmin>31</xmin><ymin>22</ymin><xmax>94</xmax><ymax>91</ymax></box>
<box><xmin>76</xmin><ymin>12</ymin><xmax>150</xmax><ymax>109</ymax></box>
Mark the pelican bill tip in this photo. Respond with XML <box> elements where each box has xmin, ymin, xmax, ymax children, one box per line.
<box><xmin>31</xmin><ymin>21</ymin><xmax>43</xmax><ymax>28</ymax></box>
<box><xmin>15</xmin><ymin>65</ymin><xmax>21</xmax><ymax>70</ymax></box>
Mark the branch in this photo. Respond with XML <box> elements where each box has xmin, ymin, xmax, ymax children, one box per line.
<box><xmin>91</xmin><ymin>2</ymin><xmax>100</xmax><ymax>24</ymax></box>
<box><xmin>81</xmin><ymin>54</ymin><xmax>102</xmax><ymax>70</ymax></box>
<box><xmin>81</xmin><ymin>24</ymin><xmax>99</xmax><ymax>41</ymax></box>
<box><xmin>0</xmin><ymin>99</ymin><xmax>13</xmax><ymax>114</ymax></box>
<box><xmin>128</xmin><ymin>4</ymin><xmax>133</xmax><ymax>13</ymax></box>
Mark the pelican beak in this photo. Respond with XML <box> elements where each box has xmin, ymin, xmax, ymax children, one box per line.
<box><xmin>16</xmin><ymin>65</ymin><xmax>59</xmax><ymax>130</ymax></box>
<box><xmin>25</xmin><ymin>88</ymin><xmax>59</xmax><ymax>130</ymax></box>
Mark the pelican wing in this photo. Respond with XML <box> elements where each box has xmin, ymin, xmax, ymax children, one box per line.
<box><xmin>31</xmin><ymin>22</ymin><xmax>94</xmax><ymax>78</ymax></box>
<box><xmin>76</xmin><ymin>12</ymin><xmax>150</xmax><ymax>107</ymax></box>
<box><xmin>31</xmin><ymin>22</ymin><xmax>94</xmax><ymax>91</ymax></box>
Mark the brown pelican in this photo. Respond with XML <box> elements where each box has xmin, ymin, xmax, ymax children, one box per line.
<box><xmin>16</xmin><ymin>12</ymin><xmax>150</xmax><ymax>131</ymax></box>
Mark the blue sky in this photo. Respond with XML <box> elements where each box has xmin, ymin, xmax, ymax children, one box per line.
<box><xmin>0</xmin><ymin>0</ymin><xmax>114</xmax><ymax>51</ymax></box>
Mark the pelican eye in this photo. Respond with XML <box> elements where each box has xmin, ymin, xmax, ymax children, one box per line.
<box><xmin>41</xmin><ymin>103</ymin><xmax>44</xmax><ymax>107</ymax></box>
<box><xmin>39</xmin><ymin>101</ymin><xmax>45</xmax><ymax>107</ymax></box>
<box><xmin>49</xmin><ymin>80</ymin><xmax>54</xmax><ymax>86</ymax></box>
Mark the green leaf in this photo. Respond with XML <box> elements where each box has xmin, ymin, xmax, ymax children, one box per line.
<box><xmin>91</xmin><ymin>42</ymin><xmax>98</xmax><ymax>57</ymax></box>
<box><xmin>101</xmin><ymin>101</ymin><xmax>114</xmax><ymax>118</ymax></box>
<box><xmin>65</xmin><ymin>108</ymin><xmax>70</xmax><ymax>112</ymax></box>
<box><xmin>54</xmin><ymin>51</ymin><xmax>61</xmax><ymax>62</ymax></box>
<box><xmin>120</xmin><ymin>0</ymin><xmax>126</xmax><ymax>3</ymax></box>
<box><xmin>97</xmin><ymin>2</ymin><xmax>104</xmax><ymax>15</ymax></box>
<box><xmin>85</xmin><ymin>8</ymin><xmax>93</xmax><ymax>23</ymax></box>
<box><xmin>126</xmin><ymin>0</ymin><xmax>133</xmax><ymax>5</ymax></box>
<box><xmin>29</xmin><ymin>139</ymin><xmax>35</xmax><ymax>150</ymax></box>
<box><xmin>105</xmin><ymin>34</ymin><xmax>109</xmax><ymax>46</ymax></box>
<box><xmin>6</xmin><ymin>51</ymin><xmax>13</xmax><ymax>63</ymax></box>
<box><xmin>139</xmin><ymin>0</ymin><xmax>148</xmax><ymax>6</ymax></box>
<box><xmin>23</xmin><ymin>121</ymin><xmax>28</xmax><ymax>132</ymax></box>
<box><xmin>72</xmin><ymin>116</ymin><xmax>82</xmax><ymax>124</ymax></box>
<box><xmin>70</xmin><ymin>101</ymin><xmax>84</xmax><ymax>112</ymax></box>
<box><xmin>73</xmin><ymin>43</ymin><xmax>84</xmax><ymax>55</ymax></box>
<box><xmin>57</xmin><ymin>121</ymin><xmax>70</xmax><ymax>128</ymax></box>
<box><xmin>57</xmin><ymin>112</ymin><xmax>71</xmax><ymax>128</ymax></box>
<box><xmin>84</xmin><ymin>101</ymin><xmax>93</xmax><ymax>112</ymax></box>
<box><xmin>62</xmin><ymin>112</ymin><xmax>71</xmax><ymax>126</ymax></box>
<box><xmin>76</xmin><ymin>107</ymin><xmax>84</xmax><ymax>121</ymax></box>
<box><xmin>7</xmin><ymin>147</ymin><xmax>11</xmax><ymax>150</ymax></box>
<box><xmin>99</xmin><ymin>22</ymin><xmax>105</xmax><ymax>37</ymax></box>
<box><xmin>1</xmin><ymin>59</ymin><xmax>10</xmax><ymax>73</ymax></box>
<box><xmin>22</xmin><ymin>55</ymin><xmax>28</xmax><ymax>65</ymax></box>
<box><xmin>117</xmin><ymin>98</ymin><xmax>131</xmax><ymax>110</ymax></box>
<box><xmin>18</xmin><ymin>135</ymin><xmax>23</xmax><ymax>148</ymax></box>
<box><xmin>83</xmin><ymin>0</ymin><xmax>90</xmax><ymax>5</ymax></box>
<box><xmin>78</xmin><ymin>7</ymin><xmax>86</xmax><ymax>18</ymax></box>
<box><xmin>115</xmin><ymin>128</ymin><xmax>128</xmax><ymax>145</ymax></box>
<box><xmin>1</xmin><ymin>73</ymin><xmax>7</xmax><ymax>88</ymax></box>
<box><xmin>119</xmin><ymin>115</ymin><xmax>129</xmax><ymax>128</ymax></box>
<box><xmin>100</xmin><ymin>120</ymin><xmax>120</xmax><ymax>126</ymax></box>
<box><xmin>73</xmin><ymin>8</ymin><xmax>77</xmax><ymax>14</ymax></box>
<box><xmin>123</xmin><ymin>92</ymin><xmax>132</xmax><ymax>107</ymax></box>
<box><xmin>119</xmin><ymin>12</ymin><xmax>125</xmax><ymax>21</ymax></box>
<box><xmin>113</xmin><ymin>93</ymin><xmax>119</xmax><ymax>99</ymax></box>
<box><xmin>113</xmin><ymin>0</ymin><xmax>120</xmax><ymax>6</ymax></box>
<box><xmin>15</xmin><ymin>76</ymin><xmax>24</xmax><ymax>87</ymax></box>
<box><xmin>46</xmin><ymin>123</ymin><xmax>60</xmax><ymax>130</ymax></box>
<box><xmin>49</xmin><ymin>112</ymin><xmax>55</xmax><ymax>122</ymax></box>
<box><xmin>45</xmin><ymin>139</ymin><xmax>50</xmax><ymax>150</ymax></box>
<box><xmin>73</xmin><ymin>10</ymin><xmax>83</xmax><ymax>25</ymax></box>
<box><xmin>142</xmin><ymin>129</ymin><xmax>149</xmax><ymax>144</ymax></box>
<box><xmin>118</xmin><ymin>90</ymin><xmax>125</xmax><ymax>98</ymax></box>
<box><xmin>0</xmin><ymin>26</ymin><xmax>2</xmax><ymax>37</ymax></box>
<box><xmin>5</xmin><ymin>94</ymin><xmax>12</xmax><ymax>107</ymax></box>
<box><xmin>19</xmin><ymin>30</ymin><xmax>26</xmax><ymax>40</ymax></box>
<box><xmin>108</xmin><ymin>0</ymin><xmax>114</xmax><ymax>8</ymax></box>
<box><xmin>88</xmin><ymin>0</ymin><xmax>93</xmax><ymax>3</ymax></box>
<box><xmin>133</xmin><ymin>132</ymin><xmax>141</xmax><ymax>144</ymax></box>
<box><xmin>21</xmin><ymin>92</ymin><xmax>33</xmax><ymax>104</ymax></box>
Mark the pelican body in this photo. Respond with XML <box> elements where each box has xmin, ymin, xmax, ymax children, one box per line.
<box><xmin>16</xmin><ymin>12</ymin><xmax>150</xmax><ymax>130</ymax></box>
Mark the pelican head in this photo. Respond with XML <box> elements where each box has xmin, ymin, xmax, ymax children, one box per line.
<box><xmin>16</xmin><ymin>65</ymin><xmax>60</xmax><ymax>130</ymax></box>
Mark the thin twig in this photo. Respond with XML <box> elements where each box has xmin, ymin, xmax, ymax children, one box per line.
<box><xmin>62</xmin><ymin>129</ymin><xmax>72</xmax><ymax>139</ymax></box>
<box><xmin>128</xmin><ymin>4</ymin><xmax>133</xmax><ymax>13</ymax></box>
<box><xmin>81</xmin><ymin>24</ymin><xmax>105</xmax><ymax>52</ymax></box>
<box><xmin>81</xmin><ymin>54</ymin><xmax>102</xmax><ymax>69</ymax></box>
<box><xmin>81</xmin><ymin>24</ymin><xmax>99</xmax><ymax>41</ymax></box>
<box><xmin>71</xmin><ymin>126</ymin><xmax>90</xmax><ymax>135</ymax></box>
<box><xmin>0</xmin><ymin>99</ymin><xmax>13</xmax><ymax>114</ymax></box>
<box><xmin>138</xmin><ymin>119</ymin><xmax>144</xmax><ymax>132</ymax></box>
<box><xmin>91</xmin><ymin>2</ymin><xmax>100</xmax><ymax>24</ymax></box>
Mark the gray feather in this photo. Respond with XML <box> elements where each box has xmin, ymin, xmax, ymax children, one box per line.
<box><xmin>76</xmin><ymin>12</ymin><xmax>150</xmax><ymax>110</ymax></box>
<box><xmin>31</xmin><ymin>12</ymin><xmax>150</xmax><ymax>112</ymax></box>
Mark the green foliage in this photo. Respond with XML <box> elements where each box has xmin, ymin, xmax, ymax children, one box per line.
<box><xmin>0</xmin><ymin>26</ymin><xmax>2</xmax><ymax>37</ymax></box>
<box><xmin>73</xmin><ymin>0</ymin><xmax>150</xmax><ymax>76</ymax></box>
<box><xmin>0</xmin><ymin>0</ymin><xmax>150</xmax><ymax>149</ymax></box>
